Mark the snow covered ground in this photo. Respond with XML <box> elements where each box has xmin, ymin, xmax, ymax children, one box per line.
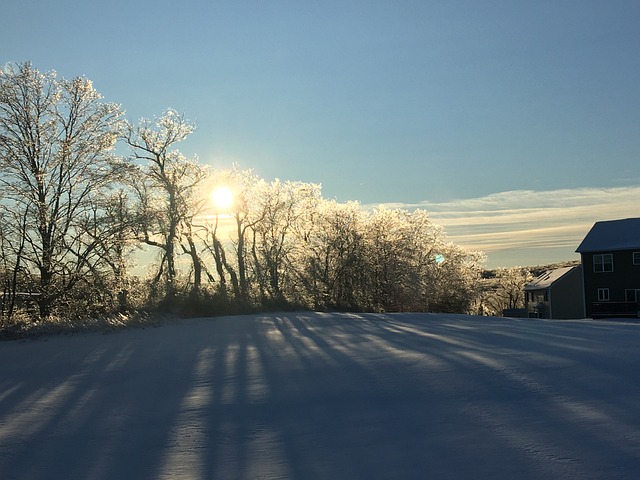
<box><xmin>1</xmin><ymin>312</ymin><xmax>639</xmax><ymax>480</ymax></box>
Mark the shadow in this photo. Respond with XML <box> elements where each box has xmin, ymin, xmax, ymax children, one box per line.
<box><xmin>1</xmin><ymin>313</ymin><xmax>640</xmax><ymax>479</ymax></box>
<box><xmin>0</xmin><ymin>326</ymin><xmax>208</xmax><ymax>480</ymax></box>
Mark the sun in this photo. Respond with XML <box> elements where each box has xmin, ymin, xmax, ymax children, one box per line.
<box><xmin>211</xmin><ymin>186</ymin><xmax>234</xmax><ymax>211</ymax></box>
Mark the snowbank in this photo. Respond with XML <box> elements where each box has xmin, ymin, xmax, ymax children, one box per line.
<box><xmin>1</xmin><ymin>312</ymin><xmax>639</xmax><ymax>479</ymax></box>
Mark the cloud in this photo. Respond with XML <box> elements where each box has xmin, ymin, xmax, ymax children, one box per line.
<box><xmin>370</xmin><ymin>186</ymin><xmax>640</xmax><ymax>267</ymax></box>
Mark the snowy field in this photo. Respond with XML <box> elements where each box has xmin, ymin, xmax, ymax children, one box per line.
<box><xmin>1</xmin><ymin>312</ymin><xmax>640</xmax><ymax>480</ymax></box>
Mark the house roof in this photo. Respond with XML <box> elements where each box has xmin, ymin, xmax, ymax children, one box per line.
<box><xmin>524</xmin><ymin>266</ymin><xmax>579</xmax><ymax>291</ymax></box>
<box><xmin>575</xmin><ymin>217</ymin><xmax>640</xmax><ymax>253</ymax></box>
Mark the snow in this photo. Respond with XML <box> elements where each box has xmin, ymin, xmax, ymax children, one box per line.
<box><xmin>1</xmin><ymin>312</ymin><xmax>640</xmax><ymax>480</ymax></box>
<box><xmin>525</xmin><ymin>265</ymin><xmax>578</xmax><ymax>290</ymax></box>
<box><xmin>575</xmin><ymin>217</ymin><xmax>640</xmax><ymax>253</ymax></box>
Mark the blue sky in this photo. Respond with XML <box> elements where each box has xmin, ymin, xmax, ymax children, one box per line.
<box><xmin>3</xmin><ymin>0</ymin><xmax>640</xmax><ymax>267</ymax></box>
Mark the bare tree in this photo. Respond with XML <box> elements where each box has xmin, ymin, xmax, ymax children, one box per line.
<box><xmin>123</xmin><ymin>110</ymin><xmax>206</xmax><ymax>300</ymax></box>
<box><xmin>200</xmin><ymin>212</ymin><xmax>240</xmax><ymax>299</ymax></box>
<box><xmin>178</xmin><ymin>167</ymin><xmax>219</xmax><ymax>294</ymax></box>
<box><xmin>0</xmin><ymin>62</ymin><xmax>123</xmax><ymax>318</ymax></box>
<box><xmin>206</xmin><ymin>168</ymin><xmax>265</xmax><ymax>305</ymax></box>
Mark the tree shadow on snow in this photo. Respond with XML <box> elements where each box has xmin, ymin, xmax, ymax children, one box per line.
<box><xmin>1</xmin><ymin>313</ymin><xmax>640</xmax><ymax>479</ymax></box>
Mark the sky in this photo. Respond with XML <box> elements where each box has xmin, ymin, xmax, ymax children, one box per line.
<box><xmin>3</xmin><ymin>0</ymin><xmax>640</xmax><ymax>268</ymax></box>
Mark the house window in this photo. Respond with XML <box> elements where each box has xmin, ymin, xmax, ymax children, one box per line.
<box><xmin>634</xmin><ymin>252</ymin><xmax>640</xmax><ymax>265</ymax></box>
<box><xmin>597</xmin><ymin>288</ymin><xmax>610</xmax><ymax>301</ymax></box>
<box><xmin>625</xmin><ymin>289</ymin><xmax>640</xmax><ymax>303</ymax></box>
<box><xmin>593</xmin><ymin>254</ymin><xmax>613</xmax><ymax>273</ymax></box>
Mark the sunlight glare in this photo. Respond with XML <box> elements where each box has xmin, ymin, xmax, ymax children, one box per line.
<box><xmin>211</xmin><ymin>186</ymin><xmax>234</xmax><ymax>211</ymax></box>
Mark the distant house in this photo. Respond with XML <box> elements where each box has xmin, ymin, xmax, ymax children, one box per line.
<box><xmin>575</xmin><ymin>218</ymin><xmax>640</xmax><ymax>319</ymax></box>
<box><xmin>524</xmin><ymin>265</ymin><xmax>584</xmax><ymax>319</ymax></box>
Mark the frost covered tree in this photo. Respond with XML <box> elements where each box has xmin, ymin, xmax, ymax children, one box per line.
<box><xmin>0</xmin><ymin>62</ymin><xmax>124</xmax><ymax>318</ymax></box>
<box><xmin>198</xmin><ymin>180</ymin><xmax>241</xmax><ymax>300</ymax></box>
<box><xmin>178</xmin><ymin>175</ymin><xmax>214</xmax><ymax>295</ymax></box>
<box><xmin>482</xmin><ymin>267</ymin><xmax>533</xmax><ymax>316</ymax></box>
<box><xmin>123</xmin><ymin>110</ymin><xmax>207</xmax><ymax>300</ymax></box>
<box><xmin>295</xmin><ymin>198</ymin><xmax>366</xmax><ymax>309</ymax></box>
<box><xmin>183</xmin><ymin>166</ymin><xmax>263</xmax><ymax>308</ymax></box>
<box><xmin>365</xmin><ymin>208</ymin><xmax>420</xmax><ymax>311</ymax></box>
<box><xmin>99</xmin><ymin>190</ymin><xmax>139</xmax><ymax>312</ymax></box>
<box><xmin>247</xmin><ymin>179</ymin><xmax>320</xmax><ymax>306</ymax></box>
<box><xmin>0</xmin><ymin>62</ymin><xmax>488</xmax><ymax>322</ymax></box>
<box><xmin>362</xmin><ymin>207</ymin><xmax>484</xmax><ymax>313</ymax></box>
<box><xmin>420</xmin><ymin>240</ymin><xmax>485</xmax><ymax>313</ymax></box>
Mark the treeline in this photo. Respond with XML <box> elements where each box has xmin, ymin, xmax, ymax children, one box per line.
<box><xmin>0</xmin><ymin>62</ymin><xmax>484</xmax><ymax>326</ymax></box>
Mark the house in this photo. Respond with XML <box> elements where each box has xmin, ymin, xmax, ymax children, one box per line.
<box><xmin>524</xmin><ymin>265</ymin><xmax>584</xmax><ymax>319</ymax></box>
<box><xmin>575</xmin><ymin>217</ymin><xmax>640</xmax><ymax>319</ymax></box>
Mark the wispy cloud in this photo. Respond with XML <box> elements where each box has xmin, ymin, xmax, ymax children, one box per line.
<box><xmin>371</xmin><ymin>186</ymin><xmax>640</xmax><ymax>267</ymax></box>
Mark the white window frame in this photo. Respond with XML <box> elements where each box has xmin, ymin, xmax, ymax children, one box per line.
<box><xmin>597</xmin><ymin>288</ymin><xmax>610</xmax><ymax>302</ymax></box>
<box><xmin>625</xmin><ymin>289</ymin><xmax>640</xmax><ymax>303</ymax></box>
<box><xmin>593</xmin><ymin>254</ymin><xmax>613</xmax><ymax>273</ymax></box>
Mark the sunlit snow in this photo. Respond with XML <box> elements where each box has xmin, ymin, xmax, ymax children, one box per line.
<box><xmin>1</xmin><ymin>312</ymin><xmax>639</xmax><ymax>479</ymax></box>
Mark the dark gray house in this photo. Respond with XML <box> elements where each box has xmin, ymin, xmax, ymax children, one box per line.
<box><xmin>575</xmin><ymin>217</ymin><xmax>640</xmax><ymax>319</ymax></box>
<box><xmin>524</xmin><ymin>265</ymin><xmax>584</xmax><ymax>319</ymax></box>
